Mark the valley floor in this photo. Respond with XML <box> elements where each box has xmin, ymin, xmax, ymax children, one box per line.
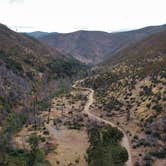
<box><xmin>12</xmin><ymin>79</ymin><xmax>166</xmax><ymax>166</ymax></box>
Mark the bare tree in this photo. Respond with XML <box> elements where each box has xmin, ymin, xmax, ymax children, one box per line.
<box><xmin>126</xmin><ymin>109</ymin><xmax>130</xmax><ymax>122</ymax></box>
<box><xmin>33</xmin><ymin>96</ymin><xmax>38</xmax><ymax>130</ymax></box>
<box><xmin>47</xmin><ymin>107</ymin><xmax>51</xmax><ymax>124</ymax></box>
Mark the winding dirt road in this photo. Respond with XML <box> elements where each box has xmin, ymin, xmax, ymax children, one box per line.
<box><xmin>73</xmin><ymin>82</ymin><xmax>133</xmax><ymax>166</ymax></box>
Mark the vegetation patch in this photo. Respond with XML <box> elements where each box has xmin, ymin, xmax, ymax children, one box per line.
<box><xmin>87</xmin><ymin>124</ymin><xmax>128</xmax><ymax>166</ymax></box>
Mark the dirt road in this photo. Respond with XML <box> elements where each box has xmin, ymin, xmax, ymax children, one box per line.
<box><xmin>73</xmin><ymin>82</ymin><xmax>133</xmax><ymax>166</ymax></box>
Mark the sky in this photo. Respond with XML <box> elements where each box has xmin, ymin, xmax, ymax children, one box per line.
<box><xmin>0</xmin><ymin>0</ymin><xmax>166</xmax><ymax>33</ymax></box>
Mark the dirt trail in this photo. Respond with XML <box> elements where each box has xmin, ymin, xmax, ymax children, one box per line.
<box><xmin>73</xmin><ymin>82</ymin><xmax>133</xmax><ymax>166</ymax></box>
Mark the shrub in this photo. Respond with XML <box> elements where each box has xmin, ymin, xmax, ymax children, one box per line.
<box><xmin>43</xmin><ymin>130</ymin><xmax>49</xmax><ymax>135</ymax></box>
<box><xmin>134</xmin><ymin>161</ymin><xmax>140</xmax><ymax>166</ymax></box>
<box><xmin>87</xmin><ymin>125</ymin><xmax>128</xmax><ymax>166</ymax></box>
<box><xmin>150</xmin><ymin>148</ymin><xmax>166</xmax><ymax>158</ymax></box>
<box><xmin>152</xmin><ymin>104</ymin><xmax>163</xmax><ymax>112</ymax></box>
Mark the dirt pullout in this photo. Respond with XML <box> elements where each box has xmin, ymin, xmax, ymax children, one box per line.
<box><xmin>46</xmin><ymin>127</ymin><xmax>89</xmax><ymax>166</ymax></box>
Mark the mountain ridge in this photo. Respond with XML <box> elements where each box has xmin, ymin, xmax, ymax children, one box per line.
<box><xmin>27</xmin><ymin>24</ymin><xmax>166</xmax><ymax>64</ymax></box>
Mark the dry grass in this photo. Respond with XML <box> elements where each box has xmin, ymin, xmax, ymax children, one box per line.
<box><xmin>46</xmin><ymin>129</ymin><xmax>89</xmax><ymax>166</ymax></box>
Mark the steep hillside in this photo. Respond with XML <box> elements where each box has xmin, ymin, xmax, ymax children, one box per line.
<box><xmin>0</xmin><ymin>23</ymin><xmax>85</xmax><ymax>121</ymax></box>
<box><xmin>0</xmin><ymin>23</ymin><xmax>86</xmax><ymax>166</ymax></box>
<box><xmin>30</xmin><ymin>24</ymin><xmax>166</xmax><ymax>64</ymax></box>
<box><xmin>82</xmin><ymin>30</ymin><xmax>166</xmax><ymax>165</ymax></box>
